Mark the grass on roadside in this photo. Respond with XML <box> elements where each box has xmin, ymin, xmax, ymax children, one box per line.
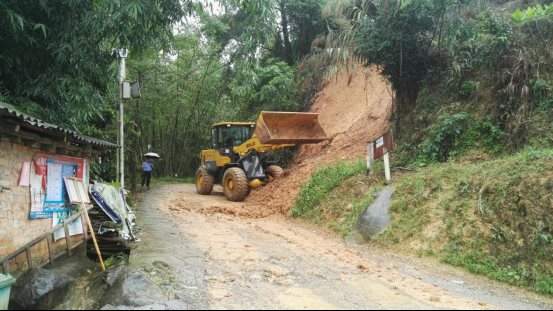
<box><xmin>291</xmin><ymin>148</ymin><xmax>553</xmax><ymax>296</ymax></box>
<box><xmin>292</xmin><ymin>160</ymin><xmax>367</xmax><ymax>218</ymax></box>
<box><xmin>375</xmin><ymin>148</ymin><xmax>553</xmax><ymax>295</ymax></box>
<box><xmin>291</xmin><ymin>159</ymin><xmax>385</xmax><ymax>237</ymax></box>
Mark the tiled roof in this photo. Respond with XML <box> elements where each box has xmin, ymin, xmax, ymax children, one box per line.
<box><xmin>0</xmin><ymin>102</ymin><xmax>117</xmax><ymax>149</ymax></box>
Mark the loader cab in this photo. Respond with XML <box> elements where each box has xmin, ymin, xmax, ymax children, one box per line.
<box><xmin>212</xmin><ymin>122</ymin><xmax>255</xmax><ymax>149</ymax></box>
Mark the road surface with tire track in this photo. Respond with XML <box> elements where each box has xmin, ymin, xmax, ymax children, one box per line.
<box><xmin>126</xmin><ymin>184</ymin><xmax>553</xmax><ymax>310</ymax></box>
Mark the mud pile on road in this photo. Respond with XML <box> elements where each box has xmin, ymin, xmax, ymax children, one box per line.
<box><xmin>246</xmin><ymin>65</ymin><xmax>393</xmax><ymax>216</ymax></box>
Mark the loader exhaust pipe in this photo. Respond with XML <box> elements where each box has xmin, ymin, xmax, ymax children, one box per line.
<box><xmin>254</xmin><ymin>111</ymin><xmax>328</xmax><ymax>145</ymax></box>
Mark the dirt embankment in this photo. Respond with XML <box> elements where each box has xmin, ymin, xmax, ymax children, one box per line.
<box><xmin>246</xmin><ymin>65</ymin><xmax>393</xmax><ymax>215</ymax></box>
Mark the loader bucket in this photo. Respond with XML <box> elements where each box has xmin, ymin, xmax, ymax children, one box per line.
<box><xmin>255</xmin><ymin>111</ymin><xmax>328</xmax><ymax>144</ymax></box>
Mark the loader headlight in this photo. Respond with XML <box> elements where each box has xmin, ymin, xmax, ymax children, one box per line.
<box><xmin>225</xmin><ymin>148</ymin><xmax>230</xmax><ymax>154</ymax></box>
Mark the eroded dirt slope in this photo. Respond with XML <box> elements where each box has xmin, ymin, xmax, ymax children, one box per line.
<box><xmin>247</xmin><ymin>65</ymin><xmax>393</xmax><ymax>215</ymax></box>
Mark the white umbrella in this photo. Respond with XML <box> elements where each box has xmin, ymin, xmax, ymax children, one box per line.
<box><xmin>144</xmin><ymin>152</ymin><xmax>160</xmax><ymax>158</ymax></box>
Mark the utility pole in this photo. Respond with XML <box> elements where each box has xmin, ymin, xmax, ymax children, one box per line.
<box><xmin>114</xmin><ymin>48</ymin><xmax>128</xmax><ymax>189</ymax></box>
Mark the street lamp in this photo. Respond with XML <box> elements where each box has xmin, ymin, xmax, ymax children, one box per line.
<box><xmin>112</xmin><ymin>48</ymin><xmax>141</xmax><ymax>190</ymax></box>
<box><xmin>113</xmin><ymin>48</ymin><xmax>128</xmax><ymax>189</ymax></box>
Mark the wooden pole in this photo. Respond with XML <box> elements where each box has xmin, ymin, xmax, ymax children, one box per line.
<box><xmin>46</xmin><ymin>235</ymin><xmax>54</xmax><ymax>265</ymax></box>
<box><xmin>83</xmin><ymin>206</ymin><xmax>106</xmax><ymax>272</ymax></box>
<box><xmin>81</xmin><ymin>213</ymin><xmax>88</xmax><ymax>242</ymax></box>
<box><xmin>25</xmin><ymin>248</ymin><xmax>32</xmax><ymax>269</ymax></box>
<box><xmin>64</xmin><ymin>223</ymin><xmax>72</xmax><ymax>256</ymax></box>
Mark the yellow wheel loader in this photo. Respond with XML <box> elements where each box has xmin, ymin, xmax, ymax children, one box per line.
<box><xmin>195</xmin><ymin>111</ymin><xmax>328</xmax><ymax>202</ymax></box>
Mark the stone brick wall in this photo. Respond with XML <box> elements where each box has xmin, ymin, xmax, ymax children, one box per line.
<box><xmin>0</xmin><ymin>140</ymin><xmax>54</xmax><ymax>257</ymax></box>
<box><xmin>0</xmin><ymin>140</ymin><xmax>87</xmax><ymax>259</ymax></box>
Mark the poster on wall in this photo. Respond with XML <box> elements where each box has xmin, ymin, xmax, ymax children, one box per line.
<box><xmin>26</xmin><ymin>154</ymin><xmax>89</xmax><ymax>222</ymax></box>
<box><xmin>19</xmin><ymin>161</ymin><xmax>31</xmax><ymax>187</ymax></box>
<box><xmin>29</xmin><ymin>164</ymin><xmax>48</xmax><ymax>219</ymax></box>
<box><xmin>46</xmin><ymin>162</ymin><xmax>63</xmax><ymax>203</ymax></box>
<box><xmin>44</xmin><ymin>162</ymin><xmax>77</xmax><ymax>213</ymax></box>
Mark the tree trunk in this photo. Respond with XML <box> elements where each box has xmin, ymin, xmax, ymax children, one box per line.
<box><xmin>279</xmin><ymin>0</ymin><xmax>293</xmax><ymax>65</ymax></box>
<box><xmin>394</xmin><ymin>81</ymin><xmax>421</xmax><ymax>138</ymax></box>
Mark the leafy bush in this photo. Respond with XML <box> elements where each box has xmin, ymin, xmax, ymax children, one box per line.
<box><xmin>458</xmin><ymin>80</ymin><xmax>479</xmax><ymax>98</ymax></box>
<box><xmin>474</xmin><ymin>12</ymin><xmax>513</xmax><ymax>68</ymax></box>
<box><xmin>471</xmin><ymin>119</ymin><xmax>505</xmax><ymax>153</ymax></box>
<box><xmin>532</xmin><ymin>79</ymin><xmax>553</xmax><ymax>111</ymax></box>
<box><xmin>447</xmin><ymin>12</ymin><xmax>513</xmax><ymax>89</ymax></box>
<box><xmin>419</xmin><ymin>113</ymin><xmax>471</xmax><ymax>162</ymax></box>
<box><xmin>512</xmin><ymin>3</ymin><xmax>553</xmax><ymax>24</ymax></box>
<box><xmin>417</xmin><ymin>113</ymin><xmax>504</xmax><ymax>163</ymax></box>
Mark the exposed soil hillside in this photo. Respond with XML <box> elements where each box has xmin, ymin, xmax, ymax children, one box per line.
<box><xmin>247</xmin><ymin>65</ymin><xmax>393</xmax><ymax>215</ymax></box>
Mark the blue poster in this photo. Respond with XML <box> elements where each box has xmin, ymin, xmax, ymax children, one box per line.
<box><xmin>44</xmin><ymin>161</ymin><xmax>77</xmax><ymax>213</ymax></box>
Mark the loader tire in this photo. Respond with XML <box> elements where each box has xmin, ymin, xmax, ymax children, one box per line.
<box><xmin>266</xmin><ymin>165</ymin><xmax>284</xmax><ymax>180</ymax></box>
<box><xmin>195</xmin><ymin>166</ymin><xmax>214</xmax><ymax>195</ymax></box>
<box><xmin>223</xmin><ymin>167</ymin><xmax>249</xmax><ymax>202</ymax></box>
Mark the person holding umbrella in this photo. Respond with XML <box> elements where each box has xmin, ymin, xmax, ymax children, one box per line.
<box><xmin>142</xmin><ymin>152</ymin><xmax>159</xmax><ymax>190</ymax></box>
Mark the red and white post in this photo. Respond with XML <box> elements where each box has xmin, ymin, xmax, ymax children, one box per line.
<box><xmin>369</xmin><ymin>131</ymin><xmax>394</xmax><ymax>184</ymax></box>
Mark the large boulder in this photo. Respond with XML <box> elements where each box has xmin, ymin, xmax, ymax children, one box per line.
<box><xmin>10</xmin><ymin>267</ymin><xmax>75</xmax><ymax>308</ymax></box>
<box><xmin>100</xmin><ymin>269</ymin><xmax>172</xmax><ymax>309</ymax></box>
<box><xmin>9</xmin><ymin>251</ymin><xmax>100</xmax><ymax>309</ymax></box>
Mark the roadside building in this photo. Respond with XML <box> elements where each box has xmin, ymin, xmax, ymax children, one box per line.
<box><xmin>0</xmin><ymin>102</ymin><xmax>116</xmax><ymax>273</ymax></box>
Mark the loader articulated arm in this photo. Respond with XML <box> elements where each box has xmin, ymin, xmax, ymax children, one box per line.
<box><xmin>233</xmin><ymin>137</ymin><xmax>294</xmax><ymax>157</ymax></box>
<box><xmin>234</xmin><ymin>111</ymin><xmax>328</xmax><ymax>156</ymax></box>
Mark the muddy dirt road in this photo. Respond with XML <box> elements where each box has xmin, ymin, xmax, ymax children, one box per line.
<box><xmin>127</xmin><ymin>184</ymin><xmax>553</xmax><ymax>310</ymax></box>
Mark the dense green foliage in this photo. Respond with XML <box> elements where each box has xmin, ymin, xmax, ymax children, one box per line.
<box><xmin>355</xmin><ymin>0</ymin><xmax>447</xmax><ymax>117</ymax></box>
<box><xmin>123</xmin><ymin>36</ymin><xmax>226</xmax><ymax>182</ymax></box>
<box><xmin>3</xmin><ymin>0</ymin><xmax>552</xmax><ymax>178</ymax></box>
<box><xmin>0</xmin><ymin>0</ymin><xmax>328</xmax><ymax>185</ymax></box>
<box><xmin>0</xmin><ymin>0</ymin><xmax>188</xmax><ymax>133</ymax></box>
<box><xmin>512</xmin><ymin>3</ymin><xmax>553</xmax><ymax>23</ymax></box>
<box><xmin>317</xmin><ymin>0</ymin><xmax>553</xmax><ymax>156</ymax></box>
<box><xmin>413</xmin><ymin>113</ymin><xmax>504</xmax><ymax>163</ymax></box>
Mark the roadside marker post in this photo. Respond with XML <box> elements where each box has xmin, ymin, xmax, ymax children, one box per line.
<box><xmin>368</xmin><ymin>131</ymin><xmax>394</xmax><ymax>184</ymax></box>
<box><xmin>366</xmin><ymin>143</ymin><xmax>374</xmax><ymax>176</ymax></box>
